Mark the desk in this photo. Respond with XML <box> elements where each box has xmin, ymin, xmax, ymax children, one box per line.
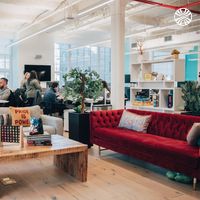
<box><xmin>92</xmin><ymin>104</ymin><xmax>112</xmax><ymax>111</ymax></box>
<box><xmin>0</xmin><ymin>100</ymin><xmax>9</xmax><ymax>104</ymax></box>
<box><xmin>0</xmin><ymin>100</ymin><xmax>9</xmax><ymax>107</ymax></box>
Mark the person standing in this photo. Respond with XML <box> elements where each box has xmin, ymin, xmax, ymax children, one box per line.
<box><xmin>20</xmin><ymin>72</ymin><xmax>30</xmax><ymax>89</ymax></box>
<box><xmin>102</xmin><ymin>80</ymin><xmax>111</xmax><ymax>104</ymax></box>
<box><xmin>23</xmin><ymin>71</ymin><xmax>42</xmax><ymax>106</ymax></box>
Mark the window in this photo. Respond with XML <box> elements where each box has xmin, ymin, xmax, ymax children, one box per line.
<box><xmin>54</xmin><ymin>43</ymin><xmax>111</xmax><ymax>86</ymax></box>
<box><xmin>0</xmin><ymin>54</ymin><xmax>11</xmax><ymax>84</ymax></box>
<box><xmin>152</xmin><ymin>51</ymin><xmax>173</xmax><ymax>79</ymax></box>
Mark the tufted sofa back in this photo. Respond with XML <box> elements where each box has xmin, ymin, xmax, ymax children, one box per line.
<box><xmin>90</xmin><ymin>109</ymin><xmax>200</xmax><ymax>141</ymax></box>
<box><xmin>90</xmin><ymin>109</ymin><xmax>123</xmax><ymax>129</ymax></box>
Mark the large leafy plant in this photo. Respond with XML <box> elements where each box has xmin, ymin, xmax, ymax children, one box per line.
<box><xmin>63</xmin><ymin>68</ymin><xmax>103</xmax><ymax>113</ymax></box>
<box><xmin>181</xmin><ymin>81</ymin><xmax>200</xmax><ymax>112</ymax></box>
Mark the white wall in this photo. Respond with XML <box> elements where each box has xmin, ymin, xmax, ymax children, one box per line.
<box><xmin>14</xmin><ymin>33</ymin><xmax>55</xmax><ymax>88</ymax></box>
<box><xmin>0</xmin><ymin>41</ymin><xmax>9</xmax><ymax>54</ymax></box>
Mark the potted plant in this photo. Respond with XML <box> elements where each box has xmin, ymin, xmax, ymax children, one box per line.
<box><xmin>181</xmin><ymin>81</ymin><xmax>200</xmax><ymax>116</ymax></box>
<box><xmin>171</xmin><ymin>49</ymin><xmax>180</xmax><ymax>59</ymax></box>
<box><xmin>63</xmin><ymin>68</ymin><xmax>103</xmax><ymax>146</ymax></box>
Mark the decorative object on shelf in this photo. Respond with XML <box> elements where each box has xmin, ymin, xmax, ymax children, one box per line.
<box><xmin>136</xmin><ymin>39</ymin><xmax>144</xmax><ymax>55</ymax></box>
<box><xmin>156</xmin><ymin>73</ymin><xmax>165</xmax><ymax>81</ymax></box>
<box><xmin>139</xmin><ymin>67</ymin><xmax>143</xmax><ymax>80</ymax></box>
<box><xmin>181</xmin><ymin>81</ymin><xmax>200</xmax><ymax>114</ymax></box>
<box><xmin>171</xmin><ymin>49</ymin><xmax>180</xmax><ymax>59</ymax></box>
<box><xmin>130</xmin><ymin>82</ymin><xmax>138</xmax><ymax>88</ymax></box>
<box><xmin>153</xmin><ymin>91</ymin><xmax>159</xmax><ymax>107</ymax></box>
<box><xmin>151</xmin><ymin>72</ymin><xmax>158</xmax><ymax>81</ymax></box>
<box><xmin>137</xmin><ymin>38</ymin><xmax>145</xmax><ymax>64</ymax></box>
<box><xmin>168</xmin><ymin>90</ymin><xmax>173</xmax><ymax>108</ymax></box>
<box><xmin>144</xmin><ymin>73</ymin><xmax>152</xmax><ymax>80</ymax></box>
<box><xmin>133</xmin><ymin>90</ymin><xmax>152</xmax><ymax>106</ymax></box>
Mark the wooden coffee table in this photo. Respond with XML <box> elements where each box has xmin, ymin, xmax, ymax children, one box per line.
<box><xmin>0</xmin><ymin>135</ymin><xmax>88</xmax><ymax>182</ymax></box>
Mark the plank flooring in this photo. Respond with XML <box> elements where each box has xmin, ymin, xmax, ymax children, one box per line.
<box><xmin>0</xmin><ymin>144</ymin><xmax>199</xmax><ymax>200</ymax></box>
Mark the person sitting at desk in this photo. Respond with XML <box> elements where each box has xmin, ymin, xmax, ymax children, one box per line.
<box><xmin>96</xmin><ymin>80</ymin><xmax>111</xmax><ymax>105</ymax></box>
<box><xmin>0</xmin><ymin>78</ymin><xmax>11</xmax><ymax>101</ymax></box>
<box><xmin>43</xmin><ymin>82</ymin><xmax>66</xmax><ymax>116</ymax></box>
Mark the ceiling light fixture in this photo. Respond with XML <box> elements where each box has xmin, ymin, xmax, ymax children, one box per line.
<box><xmin>7</xmin><ymin>20</ymin><xmax>66</xmax><ymax>48</ymax></box>
<box><xmin>18</xmin><ymin>0</ymin><xmax>82</xmax><ymax>33</ymax></box>
<box><xmin>78</xmin><ymin>0</ymin><xmax>114</xmax><ymax>16</ymax></box>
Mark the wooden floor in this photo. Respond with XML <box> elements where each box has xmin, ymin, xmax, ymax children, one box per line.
<box><xmin>0</xmin><ymin>145</ymin><xmax>199</xmax><ymax>200</ymax></box>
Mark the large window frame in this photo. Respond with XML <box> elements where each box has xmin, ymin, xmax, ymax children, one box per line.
<box><xmin>54</xmin><ymin>43</ymin><xmax>111</xmax><ymax>86</ymax></box>
<box><xmin>0</xmin><ymin>53</ymin><xmax>11</xmax><ymax>86</ymax></box>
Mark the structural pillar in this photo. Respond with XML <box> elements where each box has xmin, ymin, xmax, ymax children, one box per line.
<box><xmin>111</xmin><ymin>0</ymin><xmax>126</xmax><ymax>109</ymax></box>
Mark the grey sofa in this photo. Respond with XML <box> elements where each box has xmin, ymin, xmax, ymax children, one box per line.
<box><xmin>0</xmin><ymin>105</ymin><xmax>63</xmax><ymax>135</ymax></box>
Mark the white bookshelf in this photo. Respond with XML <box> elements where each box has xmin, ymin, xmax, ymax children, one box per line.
<box><xmin>130</xmin><ymin>59</ymin><xmax>185</xmax><ymax>112</ymax></box>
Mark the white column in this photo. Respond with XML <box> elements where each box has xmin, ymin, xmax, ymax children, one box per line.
<box><xmin>111</xmin><ymin>0</ymin><xmax>125</xmax><ymax>109</ymax></box>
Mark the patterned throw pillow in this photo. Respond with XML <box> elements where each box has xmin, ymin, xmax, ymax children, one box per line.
<box><xmin>9</xmin><ymin>107</ymin><xmax>31</xmax><ymax>127</ymax></box>
<box><xmin>187</xmin><ymin>123</ymin><xmax>200</xmax><ymax>146</ymax></box>
<box><xmin>0</xmin><ymin>114</ymin><xmax>9</xmax><ymax>126</ymax></box>
<box><xmin>118</xmin><ymin>110</ymin><xmax>151</xmax><ymax>133</ymax></box>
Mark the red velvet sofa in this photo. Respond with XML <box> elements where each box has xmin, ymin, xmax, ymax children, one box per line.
<box><xmin>90</xmin><ymin>109</ymin><xmax>200</xmax><ymax>186</ymax></box>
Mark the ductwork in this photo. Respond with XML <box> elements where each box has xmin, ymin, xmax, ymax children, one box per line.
<box><xmin>132</xmin><ymin>0</ymin><xmax>200</xmax><ymax>14</ymax></box>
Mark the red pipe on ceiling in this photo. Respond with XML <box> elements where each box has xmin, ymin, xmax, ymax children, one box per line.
<box><xmin>132</xmin><ymin>0</ymin><xmax>200</xmax><ymax>14</ymax></box>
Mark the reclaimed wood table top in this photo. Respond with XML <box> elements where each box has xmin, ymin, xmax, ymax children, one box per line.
<box><xmin>0</xmin><ymin>135</ymin><xmax>88</xmax><ymax>161</ymax></box>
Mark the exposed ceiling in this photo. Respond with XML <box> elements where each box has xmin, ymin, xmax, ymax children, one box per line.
<box><xmin>0</xmin><ymin>0</ymin><xmax>66</xmax><ymax>38</ymax></box>
<box><xmin>0</xmin><ymin>0</ymin><xmax>200</xmax><ymax>47</ymax></box>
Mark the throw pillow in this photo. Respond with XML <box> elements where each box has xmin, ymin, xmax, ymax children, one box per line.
<box><xmin>0</xmin><ymin>114</ymin><xmax>9</xmax><ymax>126</ymax></box>
<box><xmin>187</xmin><ymin>123</ymin><xmax>200</xmax><ymax>146</ymax></box>
<box><xmin>9</xmin><ymin>107</ymin><xmax>31</xmax><ymax>127</ymax></box>
<box><xmin>118</xmin><ymin>110</ymin><xmax>151</xmax><ymax>133</ymax></box>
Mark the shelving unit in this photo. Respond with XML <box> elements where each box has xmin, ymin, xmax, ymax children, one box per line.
<box><xmin>129</xmin><ymin>59</ymin><xmax>185</xmax><ymax>112</ymax></box>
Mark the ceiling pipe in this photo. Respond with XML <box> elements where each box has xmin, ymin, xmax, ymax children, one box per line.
<box><xmin>132</xmin><ymin>0</ymin><xmax>200</xmax><ymax>14</ymax></box>
<box><xmin>183</xmin><ymin>1</ymin><xmax>200</xmax><ymax>8</ymax></box>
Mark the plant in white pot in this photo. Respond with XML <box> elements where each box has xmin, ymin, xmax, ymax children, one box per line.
<box><xmin>63</xmin><ymin>68</ymin><xmax>103</xmax><ymax>146</ymax></box>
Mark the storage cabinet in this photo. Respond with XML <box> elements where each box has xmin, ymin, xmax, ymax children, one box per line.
<box><xmin>129</xmin><ymin>59</ymin><xmax>185</xmax><ymax>112</ymax></box>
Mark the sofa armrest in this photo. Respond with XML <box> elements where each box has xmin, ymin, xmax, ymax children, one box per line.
<box><xmin>90</xmin><ymin>109</ymin><xmax>123</xmax><ymax>143</ymax></box>
<box><xmin>41</xmin><ymin>115</ymin><xmax>63</xmax><ymax>135</ymax></box>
